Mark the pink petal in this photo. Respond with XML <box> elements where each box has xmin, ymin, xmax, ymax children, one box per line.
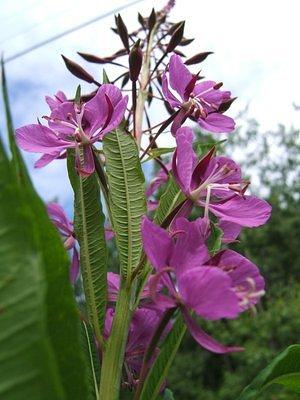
<box><xmin>182</xmin><ymin>308</ymin><xmax>243</xmax><ymax>354</ymax></box>
<box><xmin>162</xmin><ymin>74</ymin><xmax>182</xmax><ymax>108</ymax></box>
<box><xmin>16</xmin><ymin>124</ymin><xmax>73</xmax><ymax>153</ymax></box>
<box><xmin>218</xmin><ymin>220</ymin><xmax>242</xmax><ymax>243</ymax></box>
<box><xmin>198</xmin><ymin>113</ymin><xmax>235</xmax><ymax>133</ymax></box>
<box><xmin>172</xmin><ymin>127</ymin><xmax>197</xmax><ymax>194</ymax></box>
<box><xmin>141</xmin><ymin>216</ymin><xmax>173</xmax><ymax>271</ymax></box>
<box><xmin>208</xmin><ymin>195</ymin><xmax>272</xmax><ymax>227</ymax></box>
<box><xmin>169</xmin><ymin>54</ymin><xmax>192</xmax><ymax>100</ymax></box>
<box><xmin>178</xmin><ymin>267</ymin><xmax>240</xmax><ymax>320</ymax></box>
<box><xmin>34</xmin><ymin>152</ymin><xmax>60</xmax><ymax>168</ymax></box>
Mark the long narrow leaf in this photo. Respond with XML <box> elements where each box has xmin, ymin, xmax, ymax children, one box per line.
<box><xmin>103</xmin><ymin>129</ymin><xmax>146</xmax><ymax>278</ymax></box>
<box><xmin>140</xmin><ymin>315</ymin><xmax>186</xmax><ymax>400</ymax></box>
<box><xmin>67</xmin><ymin>151</ymin><xmax>108</xmax><ymax>345</ymax></box>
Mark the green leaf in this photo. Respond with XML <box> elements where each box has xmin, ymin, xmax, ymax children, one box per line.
<box><xmin>82</xmin><ymin>321</ymin><xmax>101</xmax><ymax>400</ymax></box>
<box><xmin>0</xmin><ymin>143</ymin><xmax>64</xmax><ymax>399</ymax></box>
<box><xmin>140</xmin><ymin>314</ymin><xmax>186</xmax><ymax>400</ymax></box>
<box><xmin>67</xmin><ymin>150</ymin><xmax>108</xmax><ymax>345</ymax></box>
<box><xmin>1</xmin><ymin>69</ymin><xmax>88</xmax><ymax>399</ymax></box>
<box><xmin>1</xmin><ymin>58</ymin><xmax>31</xmax><ymax>186</ymax></box>
<box><xmin>207</xmin><ymin>223</ymin><xmax>223</xmax><ymax>255</ymax></box>
<box><xmin>238</xmin><ymin>345</ymin><xmax>300</xmax><ymax>399</ymax></box>
<box><xmin>103</xmin><ymin>129</ymin><xmax>146</xmax><ymax>278</ymax></box>
<box><xmin>142</xmin><ymin>147</ymin><xmax>176</xmax><ymax>163</ymax></box>
<box><xmin>154</xmin><ymin>174</ymin><xmax>185</xmax><ymax>226</ymax></box>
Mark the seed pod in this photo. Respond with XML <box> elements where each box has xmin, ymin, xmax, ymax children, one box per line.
<box><xmin>185</xmin><ymin>51</ymin><xmax>213</xmax><ymax>65</ymax></box>
<box><xmin>61</xmin><ymin>55</ymin><xmax>95</xmax><ymax>84</ymax></box>
<box><xmin>129</xmin><ymin>40</ymin><xmax>143</xmax><ymax>81</ymax></box>
<box><xmin>116</xmin><ymin>14</ymin><xmax>129</xmax><ymax>53</ymax></box>
<box><xmin>167</xmin><ymin>21</ymin><xmax>185</xmax><ymax>53</ymax></box>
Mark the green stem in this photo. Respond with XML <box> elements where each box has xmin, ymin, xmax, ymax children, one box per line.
<box><xmin>98</xmin><ymin>280</ymin><xmax>133</xmax><ymax>399</ymax></box>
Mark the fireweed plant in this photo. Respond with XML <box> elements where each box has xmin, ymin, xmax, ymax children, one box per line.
<box><xmin>14</xmin><ymin>2</ymin><xmax>272</xmax><ymax>399</ymax></box>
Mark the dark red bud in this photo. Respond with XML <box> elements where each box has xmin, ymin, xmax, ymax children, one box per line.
<box><xmin>167</xmin><ymin>21</ymin><xmax>185</xmax><ymax>53</ymax></box>
<box><xmin>129</xmin><ymin>40</ymin><xmax>143</xmax><ymax>81</ymax></box>
<box><xmin>116</xmin><ymin>14</ymin><xmax>130</xmax><ymax>53</ymax></box>
<box><xmin>218</xmin><ymin>97</ymin><xmax>237</xmax><ymax>113</ymax></box>
<box><xmin>213</xmin><ymin>82</ymin><xmax>223</xmax><ymax>90</ymax></box>
<box><xmin>121</xmin><ymin>72</ymin><xmax>130</xmax><ymax>88</ymax></box>
<box><xmin>173</xmin><ymin>49</ymin><xmax>186</xmax><ymax>57</ymax></box>
<box><xmin>111</xmin><ymin>27</ymin><xmax>118</xmax><ymax>34</ymax></box>
<box><xmin>61</xmin><ymin>55</ymin><xmax>96</xmax><ymax>84</ymax></box>
<box><xmin>168</xmin><ymin>21</ymin><xmax>183</xmax><ymax>35</ymax></box>
<box><xmin>185</xmin><ymin>52</ymin><xmax>213</xmax><ymax>65</ymax></box>
<box><xmin>138</xmin><ymin>12</ymin><xmax>145</xmax><ymax>27</ymax></box>
<box><xmin>179</xmin><ymin>38</ymin><xmax>195</xmax><ymax>46</ymax></box>
<box><xmin>148</xmin><ymin>8</ymin><xmax>157</xmax><ymax>33</ymax></box>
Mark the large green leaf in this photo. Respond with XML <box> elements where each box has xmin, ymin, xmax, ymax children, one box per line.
<box><xmin>67</xmin><ymin>151</ymin><xmax>108</xmax><ymax>346</ymax></box>
<box><xmin>0</xmin><ymin>145</ymin><xmax>66</xmax><ymax>400</ymax></box>
<box><xmin>140</xmin><ymin>315</ymin><xmax>186</xmax><ymax>400</ymax></box>
<box><xmin>238</xmin><ymin>344</ymin><xmax>300</xmax><ymax>399</ymax></box>
<box><xmin>154</xmin><ymin>174</ymin><xmax>185</xmax><ymax>226</ymax></box>
<box><xmin>103</xmin><ymin>129</ymin><xmax>146</xmax><ymax>278</ymax></box>
<box><xmin>1</xmin><ymin>70</ymin><xmax>89</xmax><ymax>399</ymax></box>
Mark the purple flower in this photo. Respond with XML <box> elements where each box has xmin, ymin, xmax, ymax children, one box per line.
<box><xmin>172</xmin><ymin>127</ymin><xmax>271</xmax><ymax>228</ymax></box>
<box><xmin>104</xmin><ymin>306</ymin><xmax>171</xmax><ymax>386</ymax></box>
<box><xmin>16</xmin><ymin>84</ymin><xmax>128</xmax><ymax>176</ymax></box>
<box><xmin>141</xmin><ymin>216</ymin><xmax>265</xmax><ymax>353</ymax></box>
<box><xmin>45</xmin><ymin>91</ymin><xmax>68</xmax><ymax>111</ymax></box>
<box><xmin>162</xmin><ymin>54</ymin><xmax>235</xmax><ymax>134</ymax></box>
<box><xmin>47</xmin><ymin>203</ymin><xmax>79</xmax><ymax>283</ymax></box>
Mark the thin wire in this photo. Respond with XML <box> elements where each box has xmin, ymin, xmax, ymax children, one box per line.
<box><xmin>4</xmin><ymin>0</ymin><xmax>147</xmax><ymax>63</ymax></box>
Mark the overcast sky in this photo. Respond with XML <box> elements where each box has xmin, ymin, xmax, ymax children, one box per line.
<box><xmin>0</xmin><ymin>0</ymin><xmax>299</xmax><ymax>210</ymax></box>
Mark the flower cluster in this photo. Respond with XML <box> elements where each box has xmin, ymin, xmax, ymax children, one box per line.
<box><xmin>15</xmin><ymin>3</ymin><xmax>272</xmax><ymax>394</ymax></box>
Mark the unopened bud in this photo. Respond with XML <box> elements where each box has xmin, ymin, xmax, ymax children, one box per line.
<box><xmin>116</xmin><ymin>14</ymin><xmax>129</xmax><ymax>53</ymax></box>
<box><xmin>213</xmin><ymin>82</ymin><xmax>223</xmax><ymax>90</ymax></box>
<box><xmin>129</xmin><ymin>40</ymin><xmax>143</xmax><ymax>81</ymax></box>
<box><xmin>61</xmin><ymin>55</ymin><xmax>95</xmax><ymax>84</ymax></box>
<box><xmin>167</xmin><ymin>21</ymin><xmax>185</xmax><ymax>53</ymax></box>
<box><xmin>185</xmin><ymin>51</ymin><xmax>213</xmax><ymax>65</ymax></box>
<box><xmin>148</xmin><ymin>8</ymin><xmax>156</xmax><ymax>33</ymax></box>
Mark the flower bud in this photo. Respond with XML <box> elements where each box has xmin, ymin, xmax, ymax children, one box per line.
<box><xmin>167</xmin><ymin>21</ymin><xmax>185</xmax><ymax>53</ymax></box>
<box><xmin>148</xmin><ymin>8</ymin><xmax>156</xmax><ymax>33</ymax></box>
<box><xmin>185</xmin><ymin>51</ymin><xmax>213</xmax><ymax>65</ymax></box>
<box><xmin>61</xmin><ymin>55</ymin><xmax>95</xmax><ymax>84</ymax></box>
<box><xmin>129</xmin><ymin>40</ymin><xmax>143</xmax><ymax>82</ymax></box>
<box><xmin>116</xmin><ymin>14</ymin><xmax>129</xmax><ymax>53</ymax></box>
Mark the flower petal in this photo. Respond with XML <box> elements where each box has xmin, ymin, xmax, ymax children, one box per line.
<box><xmin>172</xmin><ymin>127</ymin><xmax>197</xmax><ymax>194</ymax></box>
<box><xmin>75</xmin><ymin>145</ymin><xmax>95</xmax><ymax>176</ymax></box>
<box><xmin>16</xmin><ymin>124</ymin><xmax>73</xmax><ymax>153</ymax></box>
<box><xmin>162</xmin><ymin>74</ymin><xmax>182</xmax><ymax>108</ymax></box>
<box><xmin>182</xmin><ymin>308</ymin><xmax>243</xmax><ymax>353</ymax></box>
<box><xmin>208</xmin><ymin>195</ymin><xmax>272</xmax><ymax>227</ymax></box>
<box><xmin>178</xmin><ymin>266</ymin><xmax>240</xmax><ymax>320</ymax></box>
<box><xmin>141</xmin><ymin>216</ymin><xmax>173</xmax><ymax>271</ymax></box>
<box><xmin>218</xmin><ymin>220</ymin><xmax>242</xmax><ymax>243</ymax></box>
<box><xmin>34</xmin><ymin>152</ymin><xmax>60</xmax><ymax>168</ymax></box>
<box><xmin>198</xmin><ymin>113</ymin><xmax>235</xmax><ymax>133</ymax></box>
<box><xmin>169</xmin><ymin>54</ymin><xmax>192</xmax><ymax>100</ymax></box>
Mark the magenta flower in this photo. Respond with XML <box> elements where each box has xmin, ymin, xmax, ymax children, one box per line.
<box><xmin>172</xmin><ymin>127</ymin><xmax>271</xmax><ymax>228</ymax></box>
<box><xmin>16</xmin><ymin>84</ymin><xmax>128</xmax><ymax>176</ymax></box>
<box><xmin>45</xmin><ymin>91</ymin><xmax>68</xmax><ymax>111</ymax></box>
<box><xmin>141</xmin><ymin>216</ymin><xmax>265</xmax><ymax>353</ymax></box>
<box><xmin>47</xmin><ymin>202</ymin><xmax>79</xmax><ymax>283</ymax></box>
<box><xmin>162</xmin><ymin>54</ymin><xmax>235</xmax><ymax>134</ymax></box>
<box><xmin>104</xmin><ymin>306</ymin><xmax>171</xmax><ymax>386</ymax></box>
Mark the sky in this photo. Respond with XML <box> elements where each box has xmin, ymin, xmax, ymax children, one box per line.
<box><xmin>0</xmin><ymin>0</ymin><xmax>299</xmax><ymax>211</ymax></box>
